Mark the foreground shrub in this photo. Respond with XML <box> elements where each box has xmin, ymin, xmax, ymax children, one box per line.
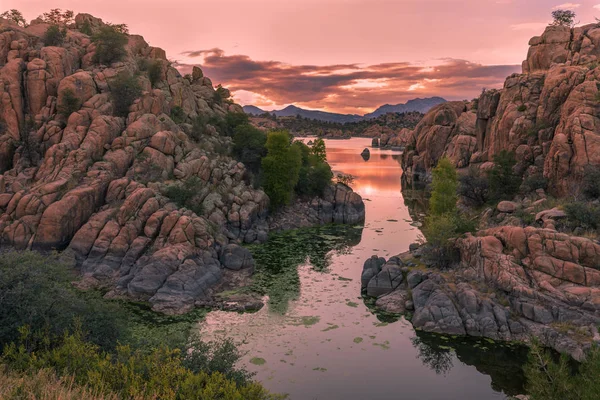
<box><xmin>521</xmin><ymin>173</ymin><xmax>548</xmax><ymax>194</ymax></box>
<box><xmin>525</xmin><ymin>341</ymin><xmax>600</xmax><ymax>400</ymax></box>
<box><xmin>2</xmin><ymin>330</ymin><xmax>280</xmax><ymax>400</ymax></box>
<box><xmin>0</xmin><ymin>251</ymin><xmax>126</xmax><ymax>352</ymax></box>
<box><xmin>110</xmin><ymin>72</ymin><xmax>142</xmax><ymax>117</ymax></box>
<box><xmin>261</xmin><ymin>131</ymin><xmax>302</xmax><ymax>209</ymax></box>
<box><xmin>429</xmin><ymin>158</ymin><xmax>458</xmax><ymax>215</ymax></box>
<box><xmin>92</xmin><ymin>26</ymin><xmax>128</xmax><ymax>65</ymax></box>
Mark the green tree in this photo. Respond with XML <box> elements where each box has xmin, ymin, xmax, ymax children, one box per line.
<box><xmin>525</xmin><ymin>341</ymin><xmax>600</xmax><ymax>400</ymax></box>
<box><xmin>311</xmin><ymin>138</ymin><xmax>327</xmax><ymax>163</ymax></box>
<box><xmin>429</xmin><ymin>157</ymin><xmax>458</xmax><ymax>216</ymax></box>
<box><xmin>552</xmin><ymin>10</ymin><xmax>576</xmax><ymax>27</ymax></box>
<box><xmin>261</xmin><ymin>131</ymin><xmax>302</xmax><ymax>209</ymax></box>
<box><xmin>1</xmin><ymin>9</ymin><xmax>27</xmax><ymax>27</ymax></box>
<box><xmin>487</xmin><ymin>150</ymin><xmax>522</xmax><ymax>201</ymax></box>
<box><xmin>43</xmin><ymin>24</ymin><xmax>67</xmax><ymax>46</ymax></box>
<box><xmin>39</xmin><ymin>9</ymin><xmax>74</xmax><ymax>25</ymax></box>
<box><xmin>294</xmin><ymin>140</ymin><xmax>332</xmax><ymax>197</ymax></box>
<box><xmin>233</xmin><ymin>124</ymin><xmax>267</xmax><ymax>173</ymax></box>
<box><xmin>91</xmin><ymin>26</ymin><xmax>128</xmax><ymax>65</ymax></box>
<box><xmin>109</xmin><ymin>72</ymin><xmax>141</xmax><ymax>117</ymax></box>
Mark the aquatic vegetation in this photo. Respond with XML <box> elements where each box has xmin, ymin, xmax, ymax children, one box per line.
<box><xmin>353</xmin><ymin>337</ymin><xmax>364</xmax><ymax>344</ymax></box>
<box><xmin>248</xmin><ymin>225</ymin><xmax>362</xmax><ymax>313</ymax></box>
<box><xmin>322</xmin><ymin>324</ymin><xmax>339</xmax><ymax>332</ymax></box>
<box><xmin>250</xmin><ymin>357</ymin><xmax>267</xmax><ymax>366</ymax></box>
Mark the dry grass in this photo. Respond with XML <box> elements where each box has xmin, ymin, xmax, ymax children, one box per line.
<box><xmin>0</xmin><ymin>367</ymin><xmax>127</xmax><ymax>400</ymax></box>
<box><xmin>551</xmin><ymin>322</ymin><xmax>593</xmax><ymax>344</ymax></box>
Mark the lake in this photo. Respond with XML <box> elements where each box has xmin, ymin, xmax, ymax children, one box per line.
<box><xmin>199</xmin><ymin>137</ymin><xmax>527</xmax><ymax>400</ymax></box>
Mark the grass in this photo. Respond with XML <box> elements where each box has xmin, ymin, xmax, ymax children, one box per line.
<box><xmin>551</xmin><ymin>322</ymin><xmax>593</xmax><ymax>343</ymax></box>
<box><xmin>0</xmin><ymin>368</ymin><xmax>122</xmax><ymax>400</ymax></box>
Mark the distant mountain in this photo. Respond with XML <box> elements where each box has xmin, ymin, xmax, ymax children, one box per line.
<box><xmin>364</xmin><ymin>97</ymin><xmax>447</xmax><ymax>119</ymax></box>
<box><xmin>243</xmin><ymin>97</ymin><xmax>447</xmax><ymax>124</ymax></box>
<box><xmin>242</xmin><ymin>105</ymin><xmax>267</xmax><ymax>115</ymax></box>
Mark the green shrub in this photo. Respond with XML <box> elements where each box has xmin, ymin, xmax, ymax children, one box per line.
<box><xmin>43</xmin><ymin>25</ymin><xmax>66</xmax><ymax>46</ymax></box>
<box><xmin>57</xmin><ymin>88</ymin><xmax>80</xmax><ymax>117</ymax></box>
<box><xmin>0</xmin><ymin>251</ymin><xmax>127</xmax><ymax>352</ymax></box>
<box><xmin>2</xmin><ymin>330</ymin><xmax>280</xmax><ymax>400</ymax></box>
<box><xmin>458</xmin><ymin>167</ymin><xmax>489</xmax><ymax>207</ymax></box>
<box><xmin>525</xmin><ymin>340</ymin><xmax>600</xmax><ymax>400</ymax></box>
<box><xmin>109</xmin><ymin>73</ymin><xmax>141</xmax><ymax>117</ymax></box>
<box><xmin>564</xmin><ymin>202</ymin><xmax>600</xmax><ymax>230</ymax></box>
<box><xmin>170</xmin><ymin>106</ymin><xmax>186</xmax><ymax>124</ymax></box>
<box><xmin>517</xmin><ymin>104</ymin><xmax>527</xmax><ymax>112</ymax></box>
<box><xmin>163</xmin><ymin>176</ymin><xmax>205</xmax><ymax>215</ymax></box>
<box><xmin>294</xmin><ymin>140</ymin><xmax>332</xmax><ymax>197</ymax></box>
<box><xmin>223</xmin><ymin>112</ymin><xmax>250</xmax><ymax>137</ymax></box>
<box><xmin>582</xmin><ymin>165</ymin><xmax>600</xmax><ymax>199</ymax></box>
<box><xmin>487</xmin><ymin>150</ymin><xmax>522</xmax><ymax>201</ymax></box>
<box><xmin>336</xmin><ymin>173</ymin><xmax>355</xmax><ymax>186</ymax></box>
<box><xmin>232</xmin><ymin>124</ymin><xmax>267</xmax><ymax>174</ymax></box>
<box><xmin>261</xmin><ymin>131</ymin><xmax>302</xmax><ymax>209</ymax></box>
<box><xmin>421</xmin><ymin>214</ymin><xmax>459</xmax><ymax>269</ymax></box>
<box><xmin>430</xmin><ymin>158</ymin><xmax>458</xmax><ymax>216</ymax></box>
<box><xmin>148</xmin><ymin>60</ymin><xmax>162</xmax><ymax>87</ymax></box>
<box><xmin>79</xmin><ymin>19</ymin><xmax>92</xmax><ymax>35</ymax></box>
<box><xmin>521</xmin><ymin>173</ymin><xmax>548</xmax><ymax>193</ymax></box>
<box><xmin>91</xmin><ymin>26</ymin><xmax>128</xmax><ymax>65</ymax></box>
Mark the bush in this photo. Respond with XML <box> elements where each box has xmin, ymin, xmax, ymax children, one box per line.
<box><xmin>223</xmin><ymin>112</ymin><xmax>250</xmax><ymax>136</ymax></box>
<box><xmin>109</xmin><ymin>73</ymin><xmax>141</xmax><ymax>117</ymax></box>
<box><xmin>551</xmin><ymin>10</ymin><xmax>576</xmax><ymax>27</ymax></box>
<box><xmin>430</xmin><ymin>158</ymin><xmax>458</xmax><ymax>215</ymax></box>
<box><xmin>487</xmin><ymin>150</ymin><xmax>522</xmax><ymax>201</ymax></box>
<box><xmin>0</xmin><ymin>251</ymin><xmax>127</xmax><ymax>352</ymax></box>
<box><xmin>163</xmin><ymin>176</ymin><xmax>205</xmax><ymax>215</ymax></box>
<box><xmin>336</xmin><ymin>173</ymin><xmax>355</xmax><ymax>186</ymax></box>
<box><xmin>261</xmin><ymin>131</ymin><xmax>302</xmax><ymax>209</ymax></box>
<box><xmin>57</xmin><ymin>88</ymin><xmax>80</xmax><ymax>117</ymax></box>
<box><xmin>521</xmin><ymin>173</ymin><xmax>548</xmax><ymax>193</ymax></box>
<box><xmin>421</xmin><ymin>214</ymin><xmax>459</xmax><ymax>269</ymax></box>
<box><xmin>43</xmin><ymin>25</ymin><xmax>66</xmax><ymax>46</ymax></box>
<box><xmin>148</xmin><ymin>60</ymin><xmax>162</xmax><ymax>87</ymax></box>
<box><xmin>2</xmin><ymin>330</ymin><xmax>280</xmax><ymax>400</ymax></box>
<box><xmin>459</xmin><ymin>167</ymin><xmax>489</xmax><ymax>207</ymax></box>
<box><xmin>517</xmin><ymin>104</ymin><xmax>527</xmax><ymax>112</ymax></box>
<box><xmin>232</xmin><ymin>124</ymin><xmax>267</xmax><ymax>174</ymax></box>
<box><xmin>170</xmin><ymin>106</ymin><xmax>185</xmax><ymax>124</ymax></box>
<box><xmin>582</xmin><ymin>166</ymin><xmax>600</xmax><ymax>199</ymax></box>
<box><xmin>91</xmin><ymin>26</ymin><xmax>128</xmax><ymax>65</ymax></box>
<box><xmin>79</xmin><ymin>19</ymin><xmax>92</xmax><ymax>35</ymax></box>
<box><xmin>294</xmin><ymin>140</ymin><xmax>332</xmax><ymax>197</ymax></box>
<box><xmin>564</xmin><ymin>202</ymin><xmax>600</xmax><ymax>231</ymax></box>
<box><xmin>524</xmin><ymin>341</ymin><xmax>600</xmax><ymax>400</ymax></box>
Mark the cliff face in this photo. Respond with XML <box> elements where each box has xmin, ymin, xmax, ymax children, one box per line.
<box><xmin>0</xmin><ymin>14</ymin><xmax>364</xmax><ymax>314</ymax></box>
<box><xmin>402</xmin><ymin>23</ymin><xmax>600</xmax><ymax>196</ymax></box>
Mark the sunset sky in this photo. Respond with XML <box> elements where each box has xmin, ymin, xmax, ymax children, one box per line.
<box><xmin>8</xmin><ymin>0</ymin><xmax>600</xmax><ymax>113</ymax></box>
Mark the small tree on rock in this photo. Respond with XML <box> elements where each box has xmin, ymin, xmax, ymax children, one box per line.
<box><xmin>552</xmin><ymin>10</ymin><xmax>576</xmax><ymax>27</ymax></box>
<box><xmin>39</xmin><ymin>9</ymin><xmax>74</xmax><ymax>25</ymax></box>
<box><xmin>43</xmin><ymin>24</ymin><xmax>67</xmax><ymax>46</ymax></box>
<box><xmin>92</xmin><ymin>26</ymin><xmax>128</xmax><ymax>65</ymax></box>
<box><xmin>1</xmin><ymin>10</ymin><xmax>27</xmax><ymax>27</ymax></box>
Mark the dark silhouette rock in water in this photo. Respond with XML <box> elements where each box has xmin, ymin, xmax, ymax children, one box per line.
<box><xmin>361</xmin><ymin>148</ymin><xmax>371</xmax><ymax>161</ymax></box>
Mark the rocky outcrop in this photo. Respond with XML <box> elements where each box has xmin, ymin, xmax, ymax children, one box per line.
<box><xmin>268</xmin><ymin>183</ymin><xmax>365</xmax><ymax>231</ymax></box>
<box><xmin>401</xmin><ymin>23</ymin><xmax>600</xmax><ymax>196</ymax></box>
<box><xmin>0</xmin><ymin>15</ymin><xmax>363</xmax><ymax>315</ymax></box>
<box><xmin>362</xmin><ymin>226</ymin><xmax>600</xmax><ymax>359</ymax></box>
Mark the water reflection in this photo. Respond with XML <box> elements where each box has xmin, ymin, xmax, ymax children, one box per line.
<box><xmin>249</xmin><ymin>225</ymin><xmax>363</xmax><ymax>314</ymax></box>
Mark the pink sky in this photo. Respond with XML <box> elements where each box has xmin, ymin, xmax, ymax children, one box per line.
<box><xmin>7</xmin><ymin>0</ymin><xmax>600</xmax><ymax>113</ymax></box>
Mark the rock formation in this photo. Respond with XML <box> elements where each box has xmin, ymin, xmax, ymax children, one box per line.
<box><xmin>362</xmin><ymin>229</ymin><xmax>600</xmax><ymax>359</ymax></box>
<box><xmin>402</xmin><ymin>23</ymin><xmax>600</xmax><ymax>196</ymax></box>
<box><xmin>0</xmin><ymin>14</ymin><xmax>364</xmax><ymax>314</ymax></box>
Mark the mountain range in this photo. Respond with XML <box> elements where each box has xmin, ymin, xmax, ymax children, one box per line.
<box><xmin>243</xmin><ymin>97</ymin><xmax>447</xmax><ymax>123</ymax></box>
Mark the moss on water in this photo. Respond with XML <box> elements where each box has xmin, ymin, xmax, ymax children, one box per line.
<box><xmin>353</xmin><ymin>337</ymin><xmax>363</xmax><ymax>344</ymax></box>
<box><xmin>250</xmin><ymin>357</ymin><xmax>266</xmax><ymax>366</ymax></box>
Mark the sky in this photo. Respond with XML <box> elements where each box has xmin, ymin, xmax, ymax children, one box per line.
<box><xmin>7</xmin><ymin>0</ymin><xmax>600</xmax><ymax>113</ymax></box>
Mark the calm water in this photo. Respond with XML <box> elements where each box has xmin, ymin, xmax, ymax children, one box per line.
<box><xmin>200</xmin><ymin>138</ymin><xmax>526</xmax><ymax>400</ymax></box>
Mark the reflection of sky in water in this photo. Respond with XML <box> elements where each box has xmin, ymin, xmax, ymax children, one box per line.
<box><xmin>199</xmin><ymin>138</ymin><xmax>525</xmax><ymax>400</ymax></box>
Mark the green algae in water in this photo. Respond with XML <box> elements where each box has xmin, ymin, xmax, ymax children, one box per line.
<box><xmin>322</xmin><ymin>324</ymin><xmax>339</xmax><ymax>332</ymax></box>
<box><xmin>338</xmin><ymin>276</ymin><xmax>353</xmax><ymax>281</ymax></box>
<box><xmin>250</xmin><ymin>357</ymin><xmax>266</xmax><ymax>366</ymax></box>
<box><xmin>373</xmin><ymin>341</ymin><xmax>391</xmax><ymax>350</ymax></box>
<box><xmin>247</xmin><ymin>225</ymin><xmax>363</xmax><ymax>313</ymax></box>
<box><xmin>346</xmin><ymin>301</ymin><xmax>359</xmax><ymax>308</ymax></box>
<box><xmin>353</xmin><ymin>337</ymin><xmax>364</xmax><ymax>344</ymax></box>
<box><xmin>313</xmin><ymin>367</ymin><xmax>327</xmax><ymax>372</ymax></box>
<box><xmin>290</xmin><ymin>316</ymin><xmax>320</xmax><ymax>327</ymax></box>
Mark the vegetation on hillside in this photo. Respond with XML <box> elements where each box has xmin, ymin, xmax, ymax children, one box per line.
<box><xmin>252</xmin><ymin>111</ymin><xmax>423</xmax><ymax>136</ymax></box>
